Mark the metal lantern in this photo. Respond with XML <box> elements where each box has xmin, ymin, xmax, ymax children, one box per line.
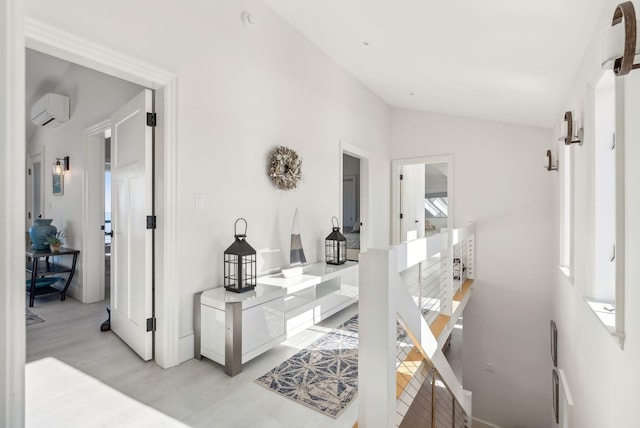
<box><xmin>224</xmin><ymin>218</ymin><xmax>257</xmax><ymax>293</ymax></box>
<box><xmin>325</xmin><ymin>216</ymin><xmax>347</xmax><ymax>265</ymax></box>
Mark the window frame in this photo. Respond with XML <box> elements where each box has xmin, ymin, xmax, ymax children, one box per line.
<box><xmin>586</xmin><ymin>69</ymin><xmax>625</xmax><ymax>348</ymax></box>
<box><xmin>558</xmin><ymin>142</ymin><xmax>574</xmax><ymax>282</ymax></box>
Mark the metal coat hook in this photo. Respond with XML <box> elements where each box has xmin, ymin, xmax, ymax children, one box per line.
<box><xmin>612</xmin><ymin>2</ymin><xmax>640</xmax><ymax>76</ymax></box>
<box><xmin>545</xmin><ymin>150</ymin><xmax>558</xmax><ymax>171</ymax></box>
<box><xmin>561</xmin><ymin>111</ymin><xmax>583</xmax><ymax>146</ymax></box>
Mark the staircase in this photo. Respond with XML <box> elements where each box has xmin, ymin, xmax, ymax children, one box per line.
<box><xmin>357</xmin><ymin>224</ymin><xmax>475</xmax><ymax>428</ymax></box>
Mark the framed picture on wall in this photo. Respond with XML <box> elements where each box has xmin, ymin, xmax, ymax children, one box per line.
<box><xmin>550</xmin><ymin>320</ymin><xmax>558</xmax><ymax>367</ymax></box>
<box><xmin>52</xmin><ymin>173</ymin><xmax>63</xmax><ymax>195</ymax></box>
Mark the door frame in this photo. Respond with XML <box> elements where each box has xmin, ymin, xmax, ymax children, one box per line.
<box><xmin>26</xmin><ymin>150</ymin><xmax>44</xmax><ymax>231</ymax></box>
<box><xmin>340</xmin><ymin>141</ymin><xmax>371</xmax><ymax>253</ymax></box>
<box><xmin>24</xmin><ymin>17</ymin><xmax>180</xmax><ymax>369</ymax></box>
<box><xmin>391</xmin><ymin>154</ymin><xmax>454</xmax><ymax>245</ymax></box>
<box><xmin>2</xmin><ymin>2</ymin><xmax>26</xmax><ymax>425</ymax></box>
<box><xmin>81</xmin><ymin>120</ymin><xmax>110</xmax><ymax>304</ymax></box>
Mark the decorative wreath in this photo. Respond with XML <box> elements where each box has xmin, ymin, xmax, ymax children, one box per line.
<box><xmin>268</xmin><ymin>146</ymin><xmax>302</xmax><ymax>190</ymax></box>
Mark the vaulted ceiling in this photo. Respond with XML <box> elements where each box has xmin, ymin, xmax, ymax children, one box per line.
<box><xmin>264</xmin><ymin>0</ymin><xmax>610</xmax><ymax>128</ymax></box>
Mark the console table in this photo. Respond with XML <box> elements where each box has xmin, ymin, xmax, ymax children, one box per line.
<box><xmin>196</xmin><ymin>261</ymin><xmax>358</xmax><ymax>376</ymax></box>
<box><xmin>25</xmin><ymin>247</ymin><xmax>79</xmax><ymax>307</ymax></box>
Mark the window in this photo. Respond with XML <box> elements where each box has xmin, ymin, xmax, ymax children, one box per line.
<box><xmin>424</xmin><ymin>196</ymin><xmax>448</xmax><ymax>218</ymax></box>
<box><xmin>588</xmin><ymin>69</ymin><xmax>624</xmax><ymax>346</ymax></box>
<box><xmin>558</xmin><ymin>143</ymin><xmax>573</xmax><ymax>279</ymax></box>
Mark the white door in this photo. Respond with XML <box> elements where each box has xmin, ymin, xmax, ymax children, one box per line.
<box><xmin>110</xmin><ymin>89</ymin><xmax>154</xmax><ymax>360</ymax></box>
<box><xmin>400</xmin><ymin>164</ymin><xmax>425</xmax><ymax>241</ymax></box>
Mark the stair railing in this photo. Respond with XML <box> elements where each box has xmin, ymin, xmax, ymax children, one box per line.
<box><xmin>358</xmin><ymin>223</ymin><xmax>475</xmax><ymax>427</ymax></box>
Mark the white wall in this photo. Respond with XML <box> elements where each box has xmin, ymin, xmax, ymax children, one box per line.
<box><xmin>27</xmin><ymin>50</ymin><xmax>143</xmax><ymax>300</ymax></box>
<box><xmin>552</xmin><ymin>1</ymin><xmax>640</xmax><ymax>427</ymax></box>
<box><xmin>391</xmin><ymin>109</ymin><xmax>553</xmax><ymax>427</ymax></box>
<box><xmin>24</xmin><ymin>0</ymin><xmax>391</xmax><ymax>355</ymax></box>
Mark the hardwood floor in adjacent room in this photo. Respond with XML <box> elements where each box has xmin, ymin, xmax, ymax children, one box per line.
<box><xmin>26</xmin><ymin>293</ymin><xmax>359</xmax><ymax>428</ymax></box>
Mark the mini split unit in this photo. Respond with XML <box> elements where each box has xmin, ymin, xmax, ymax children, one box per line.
<box><xmin>31</xmin><ymin>93</ymin><xmax>70</xmax><ymax>127</ymax></box>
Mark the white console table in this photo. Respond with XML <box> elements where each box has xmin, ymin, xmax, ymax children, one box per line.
<box><xmin>196</xmin><ymin>261</ymin><xmax>358</xmax><ymax>376</ymax></box>
<box><xmin>258</xmin><ymin>261</ymin><xmax>359</xmax><ymax>338</ymax></box>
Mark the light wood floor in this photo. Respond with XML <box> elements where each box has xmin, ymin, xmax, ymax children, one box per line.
<box><xmin>26</xmin><ymin>292</ymin><xmax>359</xmax><ymax>428</ymax></box>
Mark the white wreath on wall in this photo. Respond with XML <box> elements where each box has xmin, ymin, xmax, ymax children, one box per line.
<box><xmin>268</xmin><ymin>146</ymin><xmax>302</xmax><ymax>190</ymax></box>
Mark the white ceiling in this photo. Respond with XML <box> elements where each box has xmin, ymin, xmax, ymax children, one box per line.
<box><xmin>263</xmin><ymin>0</ymin><xmax>610</xmax><ymax>128</ymax></box>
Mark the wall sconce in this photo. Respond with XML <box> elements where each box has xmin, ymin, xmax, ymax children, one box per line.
<box><xmin>602</xmin><ymin>1</ymin><xmax>640</xmax><ymax>76</ymax></box>
<box><xmin>558</xmin><ymin>111</ymin><xmax>583</xmax><ymax>146</ymax></box>
<box><xmin>545</xmin><ymin>150</ymin><xmax>558</xmax><ymax>171</ymax></box>
<box><xmin>52</xmin><ymin>156</ymin><xmax>69</xmax><ymax>176</ymax></box>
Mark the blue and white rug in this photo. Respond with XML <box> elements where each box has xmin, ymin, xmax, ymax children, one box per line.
<box><xmin>255</xmin><ymin>315</ymin><xmax>359</xmax><ymax>418</ymax></box>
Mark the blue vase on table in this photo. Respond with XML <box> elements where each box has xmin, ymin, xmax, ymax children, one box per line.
<box><xmin>29</xmin><ymin>219</ymin><xmax>57</xmax><ymax>250</ymax></box>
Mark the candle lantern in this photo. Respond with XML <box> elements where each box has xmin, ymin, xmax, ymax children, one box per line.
<box><xmin>325</xmin><ymin>216</ymin><xmax>347</xmax><ymax>265</ymax></box>
<box><xmin>224</xmin><ymin>218</ymin><xmax>256</xmax><ymax>293</ymax></box>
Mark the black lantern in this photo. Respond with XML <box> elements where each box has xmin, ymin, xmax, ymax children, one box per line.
<box><xmin>325</xmin><ymin>216</ymin><xmax>347</xmax><ymax>265</ymax></box>
<box><xmin>224</xmin><ymin>218</ymin><xmax>257</xmax><ymax>293</ymax></box>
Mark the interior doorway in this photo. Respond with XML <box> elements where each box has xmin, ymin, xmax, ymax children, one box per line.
<box><xmin>392</xmin><ymin>155</ymin><xmax>454</xmax><ymax>245</ymax></box>
<box><xmin>26</xmin><ymin>152</ymin><xmax>44</xmax><ymax>230</ymax></box>
<box><xmin>25</xmin><ymin>47</ymin><xmax>155</xmax><ymax>362</ymax></box>
<box><xmin>340</xmin><ymin>143</ymin><xmax>371</xmax><ymax>260</ymax></box>
<box><xmin>104</xmin><ymin>131</ymin><xmax>112</xmax><ymax>299</ymax></box>
<box><xmin>342</xmin><ymin>153</ymin><xmax>360</xmax><ymax>261</ymax></box>
<box><xmin>21</xmin><ymin>19</ymin><xmax>179</xmax><ymax>371</ymax></box>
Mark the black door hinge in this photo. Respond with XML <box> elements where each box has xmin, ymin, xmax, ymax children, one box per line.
<box><xmin>28</xmin><ymin>168</ymin><xmax>32</xmax><ymax>176</ymax></box>
<box><xmin>146</xmin><ymin>215</ymin><xmax>157</xmax><ymax>229</ymax></box>
<box><xmin>400</xmin><ymin>213</ymin><xmax>404</xmax><ymax>219</ymax></box>
<box><xmin>400</xmin><ymin>174</ymin><xmax>403</xmax><ymax>180</ymax></box>
<box><xmin>146</xmin><ymin>112</ymin><xmax>157</xmax><ymax>127</ymax></box>
<box><xmin>146</xmin><ymin>317</ymin><xmax>156</xmax><ymax>332</ymax></box>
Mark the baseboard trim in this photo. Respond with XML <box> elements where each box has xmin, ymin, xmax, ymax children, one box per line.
<box><xmin>178</xmin><ymin>333</ymin><xmax>194</xmax><ymax>364</ymax></box>
<box><xmin>472</xmin><ymin>417</ymin><xmax>503</xmax><ymax>428</ymax></box>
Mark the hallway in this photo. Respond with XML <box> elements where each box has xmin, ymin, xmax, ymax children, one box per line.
<box><xmin>26</xmin><ymin>295</ymin><xmax>359</xmax><ymax>427</ymax></box>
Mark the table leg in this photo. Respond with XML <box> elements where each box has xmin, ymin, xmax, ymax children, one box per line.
<box><xmin>225</xmin><ymin>301</ymin><xmax>243</xmax><ymax>376</ymax></box>
<box><xmin>61</xmin><ymin>252</ymin><xmax>78</xmax><ymax>301</ymax></box>
<box><xmin>29</xmin><ymin>257</ymin><xmax>38</xmax><ymax>307</ymax></box>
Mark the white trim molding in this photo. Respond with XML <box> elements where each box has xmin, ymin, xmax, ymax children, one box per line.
<box><xmin>81</xmin><ymin>120</ymin><xmax>111</xmax><ymax>304</ymax></box>
<box><xmin>1</xmin><ymin>0</ymin><xmax>26</xmax><ymax>425</ymax></box>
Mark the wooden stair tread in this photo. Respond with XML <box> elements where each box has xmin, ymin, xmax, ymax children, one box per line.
<box><xmin>396</xmin><ymin>347</ymin><xmax>426</xmax><ymax>398</ymax></box>
<box><xmin>429</xmin><ymin>314</ymin><xmax>450</xmax><ymax>339</ymax></box>
<box><xmin>453</xmin><ymin>278</ymin><xmax>474</xmax><ymax>302</ymax></box>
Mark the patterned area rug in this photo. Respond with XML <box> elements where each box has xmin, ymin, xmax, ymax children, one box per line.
<box><xmin>255</xmin><ymin>315</ymin><xmax>359</xmax><ymax>418</ymax></box>
<box><xmin>26</xmin><ymin>308</ymin><xmax>46</xmax><ymax>326</ymax></box>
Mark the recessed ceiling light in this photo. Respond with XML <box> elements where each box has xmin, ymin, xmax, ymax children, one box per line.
<box><xmin>363</xmin><ymin>41</ymin><xmax>370</xmax><ymax>46</ymax></box>
<box><xmin>409</xmin><ymin>92</ymin><xmax>415</xmax><ymax>96</ymax></box>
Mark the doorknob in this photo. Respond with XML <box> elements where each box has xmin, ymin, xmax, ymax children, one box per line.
<box><xmin>105</xmin><ymin>231</ymin><xmax>114</xmax><ymax>237</ymax></box>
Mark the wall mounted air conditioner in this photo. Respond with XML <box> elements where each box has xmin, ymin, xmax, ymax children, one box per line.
<box><xmin>31</xmin><ymin>93</ymin><xmax>70</xmax><ymax>127</ymax></box>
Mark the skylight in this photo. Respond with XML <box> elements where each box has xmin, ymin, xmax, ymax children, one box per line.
<box><xmin>425</xmin><ymin>197</ymin><xmax>448</xmax><ymax>218</ymax></box>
